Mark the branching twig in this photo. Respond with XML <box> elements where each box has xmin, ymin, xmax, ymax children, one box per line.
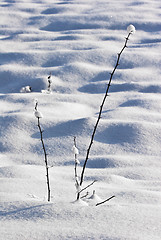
<box><xmin>73</xmin><ymin>137</ymin><xmax>96</xmax><ymax>200</ymax></box>
<box><xmin>81</xmin><ymin>191</ymin><xmax>89</xmax><ymax>199</ymax></box>
<box><xmin>80</xmin><ymin>32</ymin><xmax>133</xmax><ymax>186</ymax></box>
<box><xmin>78</xmin><ymin>180</ymin><xmax>97</xmax><ymax>195</ymax></box>
<box><xmin>96</xmin><ymin>195</ymin><xmax>115</xmax><ymax>206</ymax></box>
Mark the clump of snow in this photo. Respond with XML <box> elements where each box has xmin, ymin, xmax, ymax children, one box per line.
<box><xmin>72</xmin><ymin>145</ymin><xmax>80</xmax><ymax>164</ymax></box>
<box><xmin>20</xmin><ymin>86</ymin><xmax>32</xmax><ymax>93</ymax></box>
<box><xmin>72</xmin><ymin>145</ymin><xmax>79</xmax><ymax>155</ymax></box>
<box><xmin>41</xmin><ymin>89</ymin><xmax>53</xmax><ymax>94</ymax></box>
<box><xmin>34</xmin><ymin>99</ymin><xmax>43</xmax><ymax>118</ymax></box>
<box><xmin>87</xmin><ymin>190</ymin><xmax>102</xmax><ymax>205</ymax></box>
<box><xmin>127</xmin><ymin>24</ymin><xmax>136</xmax><ymax>34</ymax></box>
<box><xmin>34</xmin><ymin>110</ymin><xmax>43</xmax><ymax>119</ymax></box>
<box><xmin>88</xmin><ymin>190</ymin><xmax>102</xmax><ymax>201</ymax></box>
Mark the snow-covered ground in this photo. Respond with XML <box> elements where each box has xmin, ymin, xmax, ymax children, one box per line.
<box><xmin>0</xmin><ymin>0</ymin><xmax>161</xmax><ymax>239</ymax></box>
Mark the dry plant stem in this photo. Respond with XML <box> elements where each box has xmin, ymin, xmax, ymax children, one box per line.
<box><xmin>74</xmin><ymin>137</ymin><xmax>78</xmax><ymax>183</ymax></box>
<box><xmin>35</xmin><ymin>101</ymin><xmax>38</xmax><ymax>111</ymax></box>
<box><xmin>78</xmin><ymin>180</ymin><xmax>97</xmax><ymax>195</ymax></box>
<box><xmin>81</xmin><ymin>192</ymin><xmax>89</xmax><ymax>199</ymax></box>
<box><xmin>48</xmin><ymin>80</ymin><xmax>52</xmax><ymax>92</ymax></box>
<box><xmin>73</xmin><ymin>138</ymin><xmax>96</xmax><ymax>200</ymax></box>
<box><xmin>73</xmin><ymin>137</ymin><xmax>80</xmax><ymax>200</ymax></box>
<box><xmin>47</xmin><ymin>73</ymin><xmax>52</xmax><ymax>92</ymax></box>
<box><xmin>37</xmin><ymin>117</ymin><xmax>51</xmax><ymax>202</ymax></box>
<box><xmin>96</xmin><ymin>195</ymin><xmax>115</xmax><ymax>206</ymax></box>
<box><xmin>80</xmin><ymin>32</ymin><xmax>132</xmax><ymax>186</ymax></box>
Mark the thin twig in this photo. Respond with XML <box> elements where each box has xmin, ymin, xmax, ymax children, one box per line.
<box><xmin>73</xmin><ymin>137</ymin><xmax>81</xmax><ymax>200</ymax></box>
<box><xmin>78</xmin><ymin>180</ymin><xmax>97</xmax><ymax>195</ymax></box>
<box><xmin>80</xmin><ymin>191</ymin><xmax>89</xmax><ymax>199</ymax></box>
<box><xmin>37</xmin><ymin>117</ymin><xmax>51</xmax><ymax>202</ymax></box>
<box><xmin>35</xmin><ymin>101</ymin><xmax>51</xmax><ymax>202</ymax></box>
<box><xmin>35</xmin><ymin>101</ymin><xmax>38</xmax><ymax>111</ymax></box>
<box><xmin>96</xmin><ymin>195</ymin><xmax>115</xmax><ymax>206</ymax></box>
<box><xmin>80</xmin><ymin>32</ymin><xmax>132</xmax><ymax>186</ymax></box>
<box><xmin>74</xmin><ymin>137</ymin><xmax>78</xmax><ymax>183</ymax></box>
<box><xmin>47</xmin><ymin>72</ymin><xmax>52</xmax><ymax>92</ymax></box>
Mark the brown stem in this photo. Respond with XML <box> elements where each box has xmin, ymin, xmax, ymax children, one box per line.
<box><xmin>78</xmin><ymin>180</ymin><xmax>97</xmax><ymax>195</ymax></box>
<box><xmin>96</xmin><ymin>195</ymin><xmax>115</xmax><ymax>206</ymax></box>
<box><xmin>80</xmin><ymin>33</ymin><xmax>132</xmax><ymax>186</ymax></box>
<box><xmin>81</xmin><ymin>192</ymin><xmax>89</xmax><ymax>199</ymax></box>
<box><xmin>73</xmin><ymin>137</ymin><xmax>80</xmax><ymax>200</ymax></box>
<box><xmin>37</xmin><ymin>117</ymin><xmax>51</xmax><ymax>202</ymax></box>
<box><xmin>47</xmin><ymin>73</ymin><xmax>52</xmax><ymax>92</ymax></box>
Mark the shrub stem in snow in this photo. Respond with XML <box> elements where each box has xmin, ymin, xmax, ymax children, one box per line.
<box><xmin>80</xmin><ymin>26</ymin><xmax>135</xmax><ymax>187</ymax></box>
<box><xmin>73</xmin><ymin>137</ymin><xmax>80</xmax><ymax>200</ymax></box>
<box><xmin>96</xmin><ymin>195</ymin><xmax>115</xmax><ymax>206</ymax></box>
<box><xmin>78</xmin><ymin>180</ymin><xmax>97</xmax><ymax>195</ymax></box>
<box><xmin>47</xmin><ymin>73</ymin><xmax>52</xmax><ymax>93</ymax></box>
<box><xmin>73</xmin><ymin>137</ymin><xmax>96</xmax><ymax>200</ymax></box>
<box><xmin>34</xmin><ymin>100</ymin><xmax>51</xmax><ymax>202</ymax></box>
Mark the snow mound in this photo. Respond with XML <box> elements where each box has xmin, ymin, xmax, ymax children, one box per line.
<box><xmin>0</xmin><ymin>0</ymin><xmax>161</xmax><ymax>239</ymax></box>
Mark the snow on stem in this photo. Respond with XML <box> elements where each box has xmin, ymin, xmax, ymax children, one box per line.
<box><xmin>73</xmin><ymin>137</ymin><xmax>97</xmax><ymax>200</ymax></box>
<box><xmin>34</xmin><ymin>100</ymin><xmax>51</xmax><ymax>202</ymax></box>
<box><xmin>73</xmin><ymin>137</ymin><xmax>81</xmax><ymax>199</ymax></box>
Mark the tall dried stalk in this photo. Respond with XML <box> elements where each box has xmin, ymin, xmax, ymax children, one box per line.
<box><xmin>35</xmin><ymin>101</ymin><xmax>51</xmax><ymax>202</ymax></box>
<box><xmin>79</xmin><ymin>31</ymin><xmax>134</xmax><ymax>190</ymax></box>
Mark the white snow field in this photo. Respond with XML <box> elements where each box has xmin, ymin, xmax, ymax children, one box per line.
<box><xmin>0</xmin><ymin>0</ymin><xmax>161</xmax><ymax>239</ymax></box>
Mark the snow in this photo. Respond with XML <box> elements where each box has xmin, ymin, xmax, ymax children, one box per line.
<box><xmin>20</xmin><ymin>85</ymin><xmax>32</xmax><ymax>93</ymax></box>
<box><xmin>0</xmin><ymin>0</ymin><xmax>161</xmax><ymax>239</ymax></box>
<box><xmin>34</xmin><ymin>110</ymin><xmax>43</xmax><ymax>119</ymax></box>
<box><xmin>127</xmin><ymin>24</ymin><xmax>136</xmax><ymax>34</ymax></box>
<box><xmin>72</xmin><ymin>145</ymin><xmax>79</xmax><ymax>155</ymax></box>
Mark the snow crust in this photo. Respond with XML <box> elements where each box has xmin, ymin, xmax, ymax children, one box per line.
<box><xmin>0</xmin><ymin>0</ymin><xmax>161</xmax><ymax>239</ymax></box>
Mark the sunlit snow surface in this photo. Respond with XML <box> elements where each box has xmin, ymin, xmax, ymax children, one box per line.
<box><xmin>0</xmin><ymin>0</ymin><xmax>161</xmax><ymax>239</ymax></box>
